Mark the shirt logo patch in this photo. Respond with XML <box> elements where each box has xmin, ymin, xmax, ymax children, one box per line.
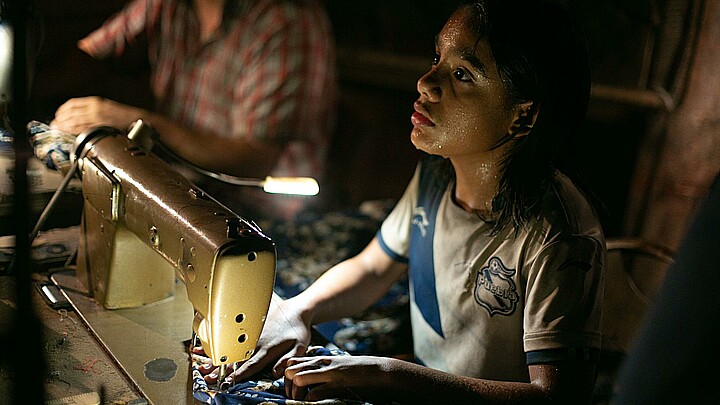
<box><xmin>474</xmin><ymin>257</ymin><xmax>519</xmax><ymax>317</ymax></box>
<box><xmin>412</xmin><ymin>207</ymin><xmax>430</xmax><ymax>237</ymax></box>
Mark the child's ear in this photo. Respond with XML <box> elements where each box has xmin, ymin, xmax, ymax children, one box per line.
<box><xmin>508</xmin><ymin>101</ymin><xmax>540</xmax><ymax>138</ymax></box>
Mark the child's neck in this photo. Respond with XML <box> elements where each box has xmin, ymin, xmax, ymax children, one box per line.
<box><xmin>452</xmin><ymin>158</ymin><xmax>502</xmax><ymax>215</ymax></box>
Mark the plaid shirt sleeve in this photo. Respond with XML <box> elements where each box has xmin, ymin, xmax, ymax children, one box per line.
<box><xmin>79</xmin><ymin>0</ymin><xmax>163</xmax><ymax>59</ymax></box>
<box><xmin>234</xmin><ymin>2</ymin><xmax>335</xmax><ymax>142</ymax></box>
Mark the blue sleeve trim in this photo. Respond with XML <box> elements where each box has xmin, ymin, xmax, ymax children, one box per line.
<box><xmin>376</xmin><ymin>230</ymin><xmax>409</xmax><ymax>264</ymax></box>
<box><xmin>526</xmin><ymin>347</ymin><xmax>600</xmax><ymax>365</ymax></box>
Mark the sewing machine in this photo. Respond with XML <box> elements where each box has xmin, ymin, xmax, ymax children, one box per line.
<box><xmin>72</xmin><ymin>124</ymin><xmax>277</xmax><ymax>369</ymax></box>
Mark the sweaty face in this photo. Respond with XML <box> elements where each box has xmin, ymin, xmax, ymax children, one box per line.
<box><xmin>411</xmin><ymin>8</ymin><xmax>517</xmax><ymax>160</ymax></box>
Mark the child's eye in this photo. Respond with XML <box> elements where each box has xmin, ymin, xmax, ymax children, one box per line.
<box><xmin>453</xmin><ymin>68</ymin><xmax>472</xmax><ymax>82</ymax></box>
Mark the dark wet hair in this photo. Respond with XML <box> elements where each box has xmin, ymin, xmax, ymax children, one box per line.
<box><xmin>461</xmin><ymin>0</ymin><xmax>591</xmax><ymax>233</ymax></box>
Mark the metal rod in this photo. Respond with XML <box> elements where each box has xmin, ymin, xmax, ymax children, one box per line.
<box><xmin>29</xmin><ymin>159</ymin><xmax>78</xmax><ymax>241</ymax></box>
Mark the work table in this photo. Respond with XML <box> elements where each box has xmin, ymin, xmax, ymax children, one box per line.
<box><xmin>0</xmin><ymin>273</ymin><xmax>146</xmax><ymax>404</ymax></box>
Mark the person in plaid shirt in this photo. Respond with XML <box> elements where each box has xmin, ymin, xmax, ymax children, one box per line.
<box><xmin>51</xmin><ymin>0</ymin><xmax>337</xmax><ymax>220</ymax></box>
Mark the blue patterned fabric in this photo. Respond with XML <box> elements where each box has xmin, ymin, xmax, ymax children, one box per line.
<box><xmin>192</xmin><ymin>346</ymin><xmax>372</xmax><ymax>405</ymax></box>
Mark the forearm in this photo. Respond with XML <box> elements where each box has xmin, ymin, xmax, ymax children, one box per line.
<box><xmin>383</xmin><ymin>359</ymin><xmax>555</xmax><ymax>405</ymax></box>
<box><xmin>294</xmin><ymin>261</ymin><xmax>388</xmax><ymax>324</ymax></box>
<box><xmin>386</xmin><ymin>358</ymin><xmax>597</xmax><ymax>405</ymax></box>
<box><xmin>289</xmin><ymin>356</ymin><xmax>563</xmax><ymax>404</ymax></box>
<box><xmin>290</xmin><ymin>239</ymin><xmax>406</xmax><ymax>326</ymax></box>
<box><xmin>138</xmin><ymin>111</ymin><xmax>282</xmax><ymax>178</ymax></box>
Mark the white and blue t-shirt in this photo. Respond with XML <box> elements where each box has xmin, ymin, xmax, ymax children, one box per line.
<box><xmin>377</xmin><ymin>156</ymin><xmax>605</xmax><ymax>383</ymax></box>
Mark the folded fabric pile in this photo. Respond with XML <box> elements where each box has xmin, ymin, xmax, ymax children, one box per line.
<box><xmin>27</xmin><ymin>120</ymin><xmax>75</xmax><ymax>172</ymax></box>
<box><xmin>1</xmin><ymin>121</ymin><xmax>81</xmax><ymax>224</ymax></box>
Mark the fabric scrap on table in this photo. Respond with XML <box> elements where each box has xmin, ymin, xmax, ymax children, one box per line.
<box><xmin>27</xmin><ymin>120</ymin><xmax>75</xmax><ymax>172</ymax></box>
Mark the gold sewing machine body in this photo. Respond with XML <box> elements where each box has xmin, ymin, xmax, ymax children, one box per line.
<box><xmin>72</xmin><ymin>126</ymin><xmax>276</xmax><ymax>367</ymax></box>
